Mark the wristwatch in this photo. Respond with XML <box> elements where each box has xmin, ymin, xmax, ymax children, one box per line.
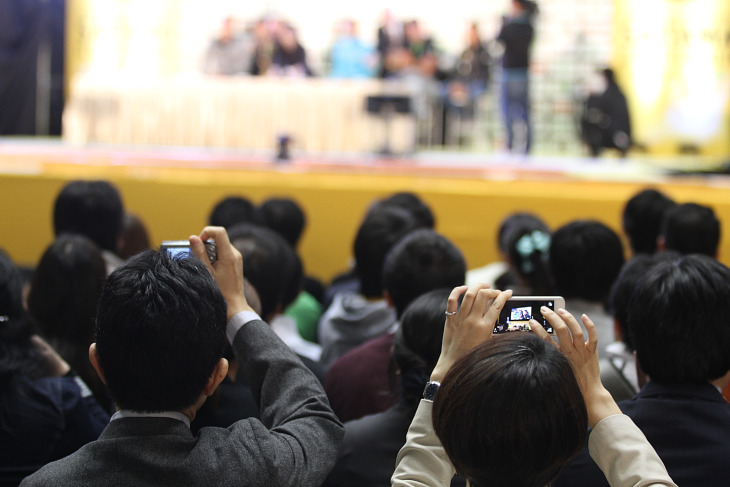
<box><xmin>422</xmin><ymin>381</ymin><xmax>441</xmax><ymax>401</ymax></box>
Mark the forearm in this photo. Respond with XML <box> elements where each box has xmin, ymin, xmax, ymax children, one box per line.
<box><xmin>589</xmin><ymin>415</ymin><xmax>676</xmax><ymax>487</ymax></box>
<box><xmin>392</xmin><ymin>400</ymin><xmax>456</xmax><ymax>487</ymax></box>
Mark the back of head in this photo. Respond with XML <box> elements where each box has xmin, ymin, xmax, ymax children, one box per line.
<box><xmin>257</xmin><ymin>197</ymin><xmax>306</xmax><ymax>248</ymax></box>
<box><xmin>628</xmin><ymin>254</ymin><xmax>730</xmax><ymax>384</ymax></box>
<box><xmin>392</xmin><ymin>288</ymin><xmax>450</xmax><ymax>407</ymax></box>
<box><xmin>118</xmin><ymin>213</ymin><xmax>151</xmax><ymax>260</ymax></box>
<box><xmin>622</xmin><ymin>188</ymin><xmax>676</xmax><ymax>254</ymax></box>
<box><xmin>608</xmin><ymin>252</ymin><xmax>679</xmax><ymax>350</ymax></box>
<box><xmin>208</xmin><ymin>196</ymin><xmax>258</xmax><ymax>229</ymax></box>
<box><xmin>497</xmin><ymin>213</ymin><xmax>549</xmax><ymax>254</ymax></box>
<box><xmin>371</xmin><ymin>192</ymin><xmax>435</xmax><ymax>229</ymax></box>
<box><xmin>501</xmin><ymin>214</ymin><xmax>553</xmax><ymax>295</ymax></box>
<box><xmin>228</xmin><ymin>223</ymin><xmax>302</xmax><ymax>321</ymax></box>
<box><xmin>27</xmin><ymin>234</ymin><xmax>106</xmax><ymax>348</ymax></box>
<box><xmin>660</xmin><ymin>202</ymin><xmax>720</xmax><ymax>257</ymax></box>
<box><xmin>354</xmin><ymin>206</ymin><xmax>419</xmax><ymax>298</ymax></box>
<box><xmin>433</xmin><ymin>333</ymin><xmax>586</xmax><ymax>487</ymax></box>
<box><xmin>383</xmin><ymin>229</ymin><xmax>466</xmax><ymax>317</ymax></box>
<box><xmin>95</xmin><ymin>250</ymin><xmax>227</xmax><ymax>411</ymax></box>
<box><xmin>53</xmin><ymin>180</ymin><xmax>124</xmax><ymax>252</ymax></box>
<box><xmin>550</xmin><ymin>220</ymin><xmax>624</xmax><ymax>303</ymax></box>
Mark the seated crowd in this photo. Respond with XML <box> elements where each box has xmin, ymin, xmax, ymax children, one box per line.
<box><xmin>1</xmin><ymin>181</ymin><xmax>728</xmax><ymax>486</ymax></box>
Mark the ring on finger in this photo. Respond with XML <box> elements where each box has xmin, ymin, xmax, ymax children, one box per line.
<box><xmin>445</xmin><ymin>310</ymin><xmax>458</xmax><ymax>317</ymax></box>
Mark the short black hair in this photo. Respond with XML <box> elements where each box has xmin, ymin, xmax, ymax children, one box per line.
<box><xmin>53</xmin><ymin>180</ymin><xmax>124</xmax><ymax>252</ymax></box>
<box><xmin>622</xmin><ymin>188</ymin><xmax>676</xmax><ymax>255</ymax></box>
<box><xmin>433</xmin><ymin>333</ymin><xmax>586</xmax><ymax>487</ymax></box>
<box><xmin>628</xmin><ymin>254</ymin><xmax>730</xmax><ymax>384</ymax></box>
<box><xmin>228</xmin><ymin>224</ymin><xmax>302</xmax><ymax>321</ymax></box>
<box><xmin>257</xmin><ymin>197</ymin><xmax>306</xmax><ymax>248</ymax></box>
<box><xmin>550</xmin><ymin>220</ymin><xmax>625</xmax><ymax>302</ymax></box>
<box><xmin>354</xmin><ymin>206</ymin><xmax>419</xmax><ymax>298</ymax></box>
<box><xmin>208</xmin><ymin>196</ymin><xmax>258</xmax><ymax>229</ymax></box>
<box><xmin>95</xmin><ymin>250</ymin><xmax>227</xmax><ymax>411</ymax></box>
<box><xmin>660</xmin><ymin>202</ymin><xmax>720</xmax><ymax>257</ymax></box>
<box><xmin>383</xmin><ymin>229</ymin><xmax>466</xmax><ymax>317</ymax></box>
<box><xmin>392</xmin><ymin>288</ymin><xmax>451</xmax><ymax>407</ymax></box>
<box><xmin>607</xmin><ymin>252</ymin><xmax>678</xmax><ymax>351</ymax></box>
<box><xmin>371</xmin><ymin>192</ymin><xmax>435</xmax><ymax>229</ymax></box>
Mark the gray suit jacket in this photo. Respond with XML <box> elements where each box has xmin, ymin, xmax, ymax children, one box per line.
<box><xmin>22</xmin><ymin>318</ymin><xmax>344</xmax><ymax>486</ymax></box>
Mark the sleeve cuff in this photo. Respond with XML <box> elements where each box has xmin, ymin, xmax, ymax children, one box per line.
<box><xmin>226</xmin><ymin>310</ymin><xmax>262</xmax><ymax>344</ymax></box>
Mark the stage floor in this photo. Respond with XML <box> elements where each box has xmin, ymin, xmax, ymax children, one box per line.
<box><xmin>2</xmin><ymin>138</ymin><xmax>729</xmax><ymax>278</ymax></box>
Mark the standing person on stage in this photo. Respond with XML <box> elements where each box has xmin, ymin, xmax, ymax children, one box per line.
<box><xmin>496</xmin><ymin>0</ymin><xmax>538</xmax><ymax>154</ymax></box>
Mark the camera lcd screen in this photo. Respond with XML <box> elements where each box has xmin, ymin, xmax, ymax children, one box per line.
<box><xmin>494</xmin><ymin>299</ymin><xmax>556</xmax><ymax>334</ymax></box>
<box><xmin>164</xmin><ymin>246</ymin><xmax>193</xmax><ymax>259</ymax></box>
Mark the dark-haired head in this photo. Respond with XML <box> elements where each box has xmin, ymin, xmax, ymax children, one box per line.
<box><xmin>433</xmin><ymin>333</ymin><xmax>587</xmax><ymax>487</ymax></box>
<box><xmin>95</xmin><ymin>250</ymin><xmax>227</xmax><ymax>411</ymax></box>
<box><xmin>392</xmin><ymin>289</ymin><xmax>450</xmax><ymax>407</ymax></box>
<box><xmin>354</xmin><ymin>206</ymin><xmax>420</xmax><ymax>298</ymax></box>
<box><xmin>550</xmin><ymin>220</ymin><xmax>624</xmax><ymax>303</ymax></box>
<box><xmin>607</xmin><ymin>252</ymin><xmax>679</xmax><ymax>350</ymax></box>
<box><xmin>228</xmin><ymin>223</ymin><xmax>302</xmax><ymax>321</ymax></box>
<box><xmin>383</xmin><ymin>229</ymin><xmax>466</xmax><ymax>317</ymax></box>
<box><xmin>208</xmin><ymin>196</ymin><xmax>258</xmax><ymax>229</ymax></box>
<box><xmin>659</xmin><ymin>202</ymin><xmax>720</xmax><ymax>257</ymax></box>
<box><xmin>628</xmin><ymin>254</ymin><xmax>730</xmax><ymax>384</ymax></box>
<box><xmin>53</xmin><ymin>180</ymin><xmax>124</xmax><ymax>252</ymax></box>
<box><xmin>370</xmin><ymin>192</ymin><xmax>435</xmax><ymax>229</ymax></box>
<box><xmin>622</xmin><ymin>188</ymin><xmax>676</xmax><ymax>255</ymax></box>
<box><xmin>257</xmin><ymin>197</ymin><xmax>306</xmax><ymax>248</ymax></box>
<box><xmin>499</xmin><ymin>213</ymin><xmax>554</xmax><ymax>295</ymax></box>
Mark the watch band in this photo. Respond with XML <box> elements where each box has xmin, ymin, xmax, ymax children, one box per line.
<box><xmin>423</xmin><ymin>381</ymin><xmax>441</xmax><ymax>401</ymax></box>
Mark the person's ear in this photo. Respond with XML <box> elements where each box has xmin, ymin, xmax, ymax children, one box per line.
<box><xmin>89</xmin><ymin>343</ymin><xmax>107</xmax><ymax>384</ymax></box>
<box><xmin>384</xmin><ymin>291</ymin><xmax>394</xmax><ymax>308</ymax></box>
<box><xmin>656</xmin><ymin>235</ymin><xmax>666</xmax><ymax>252</ymax></box>
<box><xmin>613</xmin><ymin>318</ymin><xmax>623</xmax><ymax>342</ymax></box>
<box><xmin>202</xmin><ymin>358</ymin><xmax>229</xmax><ymax>397</ymax></box>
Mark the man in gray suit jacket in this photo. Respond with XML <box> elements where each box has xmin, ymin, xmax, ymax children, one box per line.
<box><xmin>22</xmin><ymin>226</ymin><xmax>344</xmax><ymax>486</ymax></box>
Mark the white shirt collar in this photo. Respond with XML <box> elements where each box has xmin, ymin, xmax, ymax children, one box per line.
<box><xmin>111</xmin><ymin>410</ymin><xmax>191</xmax><ymax>428</ymax></box>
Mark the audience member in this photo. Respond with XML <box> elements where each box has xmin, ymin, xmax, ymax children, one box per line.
<box><xmin>26</xmin><ymin>234</ymin><xmax>111</xmax><ymax>411</ymax></box>
<box><xmin>554</xmin><ymin>254</ymin><xmax>730</xmax><ymax>486</ymax></box>
<box><xmin>324</xmin><ymin>289</ymin><xmax>465</xmax><ymax>487</ymax></box>
<box><xmin>117</xmin><ymin>213</ymin><xmax>151</xmax><ymax>261</ymax></box>
<box><xmin>581</xmin><ymin>68</ymin><xmax>632</xmax><ymax>157</ymax></box>
<box><xmin>318</xmin><ymin>205</ymin><xmax>418</xmax><ymax>369</ymax></box>
<box><xmin>600</xmin><ymin>252</ymin><xmax>678</xmax><ymax>401</ymax></box>
<box><xmin>622</xmin><ymin>188</ymin><xmax>676</xmax><ymax>255</ymax></box>
<box><xmin>53</xmin><ymin>179</ymin><xmax>125</xmax><ymax>275</ymax></box>
<box><xmin>257</xmin><ymin>197</ymin><xmax>325</xmax><ymax>339</ymax></box>
<box><xmin>227</xmin><ymin>223</ymin><xmax>323</xmax><ymax>375</ymax></box>
<box><xmin>203</xmin><ymin>16</ymin><xmax>251</xmax><ymax>75</ymax></box>
<box><xmin>0</xmin><ymin>250</ymin><xmax>107</xmax><ymax>478</ymax></box>
<box><xmin>550</xmin><ymin>220</ymin><xmax>624</xmax><ymax>358</ymax></box>
<box><xmin>392</xmin><ymin>284</ymin><xmax>676</xmax><ymax>487</ymax></box>
<box><xmin>467</xmin><ymin>212</ymin><xmax>550</xmax><ymax>291</ymax></box>
<box><xmin>658</xmin><ymin>202</ymin><xmax>721</xmax><ymax>257</ymax></box>
<box><xmin>325</xmin><ymin>229</ymin><xmax>466</xmax><ymax>422</ymax></box>
<box><xmin>271</xmin><ymin>23</ymin><xmax>313</xmax><ymax>77</ymax></box>
<box><xmin>329</xmin><ymin>20</ymin><xmax>375</xmax><ymax>79</ymax></box>
<box><xmin>22</xmin><ymin>227</ymin><xmax>343</xmax><ymax>486</ymax></box>
<box><xmin>208</xmin><ymin>196</ymin><xmax>258</xmax><ymax>229</ymax></box>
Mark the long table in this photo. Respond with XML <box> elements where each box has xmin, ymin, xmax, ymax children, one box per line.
<box><xmin>63</xmin><ymin>76</ymin><xmax>416</xmax><ymax>153</ymax></box>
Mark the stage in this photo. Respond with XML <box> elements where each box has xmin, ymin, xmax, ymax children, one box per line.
<box><xmin>1</xmin><ymin>139</ymin><xmax>729</xmax><ymax>280</ymax></box>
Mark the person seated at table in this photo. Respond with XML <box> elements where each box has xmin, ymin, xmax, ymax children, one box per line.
<box><xmin>249</xmin><ymin>18</ymin><xmax>277</xmax><ymax>76</ymax></box>
<box><xmin>392</xmin><ymin>284</ymin><xmax>677</xmax><ymax>487</ymax></box>
<box><xmin>328</xmin><ymin>19</ymin><xmax>376</xmax><ymax>79</ymax></box>
<box><xmin>553</xmin><ymin>254</ymin><xmax>730</xmax><ymax>486</ymax></box>
<box><xmin>203</xmin><ymin>16</ymin><xmax>251</xmax><ymax>76</ymax></box>
<box><xmin>271</xmin><ymin>23</ymin><xmax>313</xmax><ymax>77</ymax></box>
<box><xmin>0</xmin><ymin>250</ymin><xmax>108</xmax><ymax>479</ymax></box>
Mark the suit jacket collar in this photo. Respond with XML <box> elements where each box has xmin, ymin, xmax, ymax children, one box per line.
<box><xmin>100</xmin><ymin>416</ymin><xmax>195</xmax><ymax>440</ymax></box>
<box><xmin>636</xmin><ymin>380</ymin><xmax>726</xmax><ymax>404</ymax></box>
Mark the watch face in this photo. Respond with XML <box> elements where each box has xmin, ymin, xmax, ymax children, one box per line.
<box><xmin>423</xmin><ymin>381</ymin><xmax>441</xmax><ymax>401</ymax></box>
